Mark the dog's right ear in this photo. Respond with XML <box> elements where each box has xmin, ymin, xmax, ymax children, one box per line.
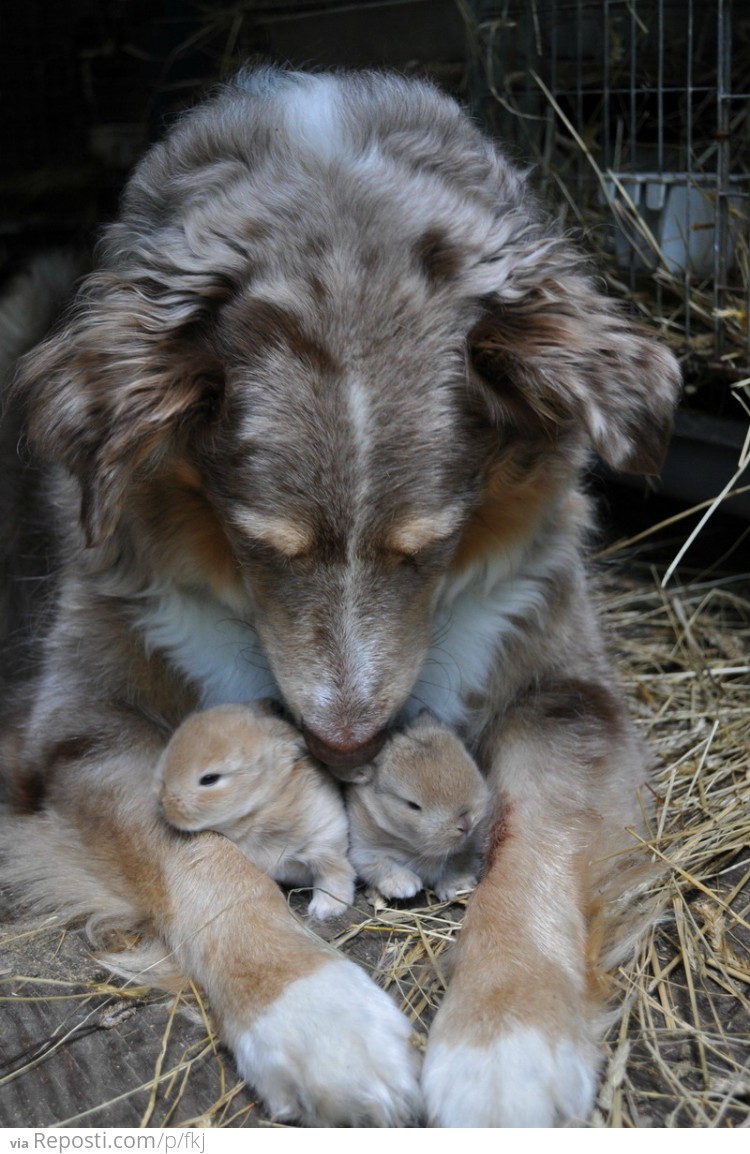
<box><xmin>466</xmin><ymin>240</ymin><xmax>681</xmax><ymax>476</ymax></box>
<box><xmin>15</xmin><ymin>270</ymin><xmax>225</xmax><ymax>546</ymax></box>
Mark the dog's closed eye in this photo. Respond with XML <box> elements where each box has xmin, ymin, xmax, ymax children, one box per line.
<box><xmin>229</xmin><ymin>510</ymin><xmax>313</xmax><ymax>559</ymax></box>
<box><xmin>385</xmin><ymin>509</ymin><xmax>466</xmax><ymax>560</ymax></box>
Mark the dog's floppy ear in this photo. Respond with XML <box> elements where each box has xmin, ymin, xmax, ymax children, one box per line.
<box><xmin>468</xmin><ymin>267</ymin><xmax>682</xmax><ymax>474</ymax></box>
<box><xmin>15</xmin><ymin>270</ymin><xmax>224</xmax><ymax>546</ymax></box>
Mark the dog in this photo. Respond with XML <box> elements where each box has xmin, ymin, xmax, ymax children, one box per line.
<box><xmin>0</xmin><ymin>67</ymin><xmax>680</xmax><ymax>1126</ymax></box>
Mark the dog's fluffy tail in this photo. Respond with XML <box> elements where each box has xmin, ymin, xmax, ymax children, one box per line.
<box><xmin>0</xmin><ymin>805</ymin><xmax>188</xmax><ymax>991</ymax></box>
<box><xmin>0</xmin><ymin>807</ymin><xmax>143</xmax><ymax>936</ymax></box>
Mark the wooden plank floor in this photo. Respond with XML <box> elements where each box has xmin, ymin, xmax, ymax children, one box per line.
<box><xmin>1</xmin><ymin>910</ymin><xmax>264</xmax><ymax>1128</ymax></box>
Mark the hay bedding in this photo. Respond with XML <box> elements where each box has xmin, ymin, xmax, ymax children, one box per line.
<box><xmin>592</xmin><ymin>544</ymin><xmax>750</xmax><ymax>1127</ymax></box>
<box><xmin>1</xmin><ymin>519</ymin><xmax>749</xmax><ymax>1128</ymax></box>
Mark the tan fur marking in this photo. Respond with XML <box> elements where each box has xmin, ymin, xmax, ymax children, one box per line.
<box><xmin>170</xmin><ymin>459</ymin><xmax>204</xmax><ymax>491</ymax></box>
<box><xmin>140</xmin><ymin>466</ymin><xmax>242</xmax><ymax>600</ymax></box>
<box><xmin>451</xmin><ymin>464</ymin><xmax>558</xmax><ymax>571</ymax></box>
<box><xmin>230</xmin><ymin>510</ymin><xmax>313</xmax><ymax>558</ymax></box>
<box><xmin>386</xmin><ymin>510</ymin><xmax>463</xmax><ymax>556</ymax></box>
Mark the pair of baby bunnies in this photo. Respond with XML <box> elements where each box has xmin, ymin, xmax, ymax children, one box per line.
<box><xmin>157</xmin><ymin>702</ymin><xmax>489</xmax><ymax>919</ymax></box>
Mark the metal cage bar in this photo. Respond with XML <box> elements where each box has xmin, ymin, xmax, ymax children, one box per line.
<box><xmin>468</xmin><ymin>0</ymin><xmax>750</xmax><ymax>382</ymax></box>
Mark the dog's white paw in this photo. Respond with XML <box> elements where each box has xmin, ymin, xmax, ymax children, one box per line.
<box><xmin>232</xmin><ymin>959</ymin><xmax>422</xmax><ymax>1126</ymax></box>
<box><xmin>422</xmin><ymin>1025</ymin><xmax>598</xmax><ymax>1127</ymax></box>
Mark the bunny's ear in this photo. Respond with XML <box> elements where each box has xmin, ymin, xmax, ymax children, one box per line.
<box><xmin>15</xmin><ymin>270</ymin><xmax>225</xmax><ymax>547</ymax></box>
<box><xmin>468</xmin><ymin>265</ymin><xmax>681</xmax><ymax>475</ymax></box>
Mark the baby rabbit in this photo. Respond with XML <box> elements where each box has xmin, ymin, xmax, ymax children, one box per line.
<box><xmin>157</xmin><ymin>701</ymin><xmax>355</xmax><ymax>920</ymax></box>
<box><xmin>347</xmin><ymin>712</ymin><xmax>489</xmax><ymax>902</ymax></box>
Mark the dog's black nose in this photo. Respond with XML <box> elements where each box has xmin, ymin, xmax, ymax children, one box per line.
<box><xmin>301</xmin><ymin>723</ymin><xmax>387</xmax><ymax>777</ymax></box>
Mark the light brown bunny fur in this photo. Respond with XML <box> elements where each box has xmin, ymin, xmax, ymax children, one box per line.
<box><xmin>157</xmin><ymin>701</ymin><xmax>355</xmax><ymax>920</ymax></box>
<box><xmin>347</xmin><ymin>711</ymin><xmax>488</xmax><ymax>901</ymax></box>
<box><xmin>0</xmin><ymin>68</ymin><xmax>680</xmax><ymax>1127</ymax></box>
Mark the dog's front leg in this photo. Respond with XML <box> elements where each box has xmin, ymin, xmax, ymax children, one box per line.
<box><xmin>422</xmin><ymin>680</ymin><xmax>647</xmax><ymax>1127</ymax></box>
<box><xmin>32</xmin><ymin>730</ymin><xmax>421</xmax><ymax>1127</ymax></box>
<box><xmin>161</xmin><ymin>830</ymin><xmax>421</xmax><ymax>1125</ymax></box>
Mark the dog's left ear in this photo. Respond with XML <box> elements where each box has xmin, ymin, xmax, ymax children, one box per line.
<box><xmin>15</xmin><ymin>270</ymin><xmax>224</xmax><ymax>546</ymax></box>
<box><xmin>468</xmin><ymin>269</ymin><xmax>682</xmax><ymax>474</ymax></box>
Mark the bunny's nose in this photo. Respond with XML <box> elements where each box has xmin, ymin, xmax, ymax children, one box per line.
<box><xmin>456</xmin><ymin>809</ymin><xmax>474</xmax><ymax>836</ymax></box>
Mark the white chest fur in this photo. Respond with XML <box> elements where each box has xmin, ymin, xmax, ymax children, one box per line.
<box><xmin>404</xmin><ymin>548</ymin><xmax>558</xmax><ymax>728</ymax></box>
<box><xmin>137</xmin><ymin>587</ymin><xmax>279</xmax><ymax>707</ymax></box>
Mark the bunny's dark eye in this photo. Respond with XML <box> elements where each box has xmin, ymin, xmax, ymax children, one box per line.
<box><xmin>199</xmin><ymin>773</ymin><xmax>221</xmax><ymax>786</ymax></box>
<box><xmin>404</xmin><ymin>799</ymin><xmax>422</xmax><ymax>811</ymax></box>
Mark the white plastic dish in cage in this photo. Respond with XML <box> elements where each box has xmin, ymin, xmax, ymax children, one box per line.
<box><xmin>602</xmin><ymin>173</ymin><xmax>744</xmax><ymax>279</ymax></box>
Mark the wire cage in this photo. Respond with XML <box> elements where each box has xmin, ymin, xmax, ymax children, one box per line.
<box><xmin>466</xmin><ymin>0</ymin><xmax>750</xmax><ymax>395</ymax></box>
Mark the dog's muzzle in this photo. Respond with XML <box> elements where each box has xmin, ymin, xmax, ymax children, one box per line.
<box><xmin>301</xmin><ymin>722</ymin><xmax>387</xmax><ymax>782</ymax></box>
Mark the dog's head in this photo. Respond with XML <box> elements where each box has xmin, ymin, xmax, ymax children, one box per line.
<box><xmin>18</xmin><ymin>70</ymin><xmax>681</xmax><ymax>770</ymax></box>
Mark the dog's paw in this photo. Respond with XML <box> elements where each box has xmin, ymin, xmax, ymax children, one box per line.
<box><xmin>232</xmin><ymin>958</ymin><xmax>422</xmax><ymax>1126</ymax></box>
<box><xmin>422</xmin><ymin>1025</ymin><xmax>598</xmax><ymax>1127</ymax></box>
